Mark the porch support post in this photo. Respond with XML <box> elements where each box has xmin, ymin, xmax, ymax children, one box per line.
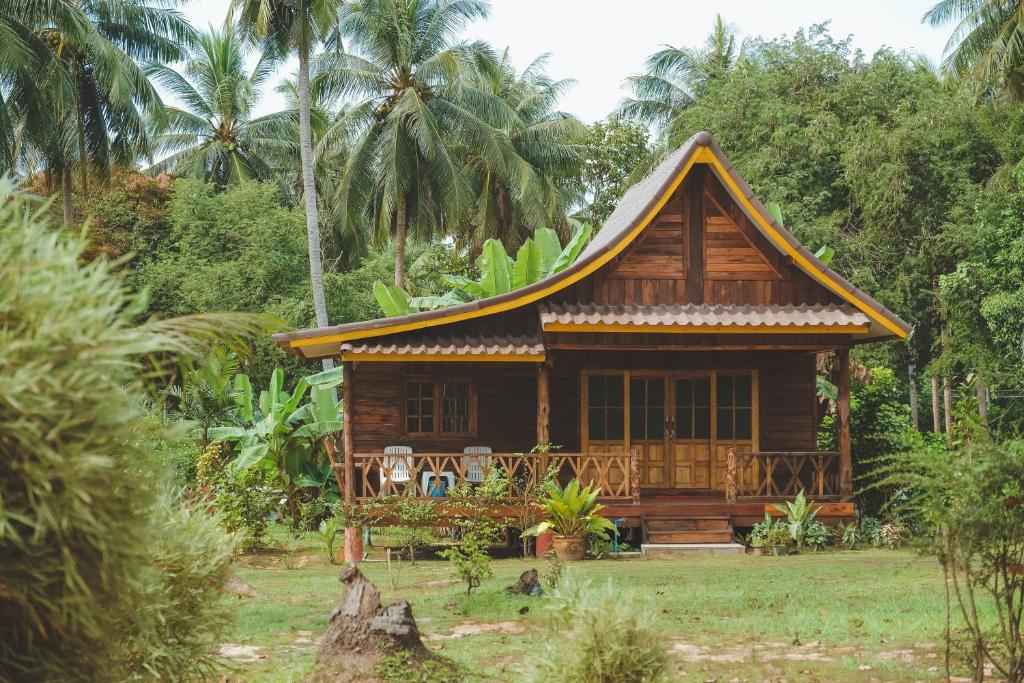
<box><xmin>837</xmin><ymin>348</ymin><xmax>853</xmax><ymax>500</ymax></box>
<box><xmin>342</xmin><ymin>360</ymin><xmax>360</xmax><ymax>563</ymax></box>
<box><xmin>536</xmin><ymin>362</ymin><xmax>550</xmax><ymax>475</ymax></box>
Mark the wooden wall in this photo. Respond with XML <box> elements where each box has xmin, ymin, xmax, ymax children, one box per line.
<box><xmin>349</xmin><ymin>361</ymin><xmax>538</xmax><ymax>453</ymax></box>
<box><xmin>347</xmin><ymin>351</ymin><xmax>818</xmax><ymax>456</ymax></box>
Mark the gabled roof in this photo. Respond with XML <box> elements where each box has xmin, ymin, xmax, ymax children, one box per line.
<box><xmin>275</xmin><ymin>131</ymin><xmax>912</xmax><ymax>360</ymax></box>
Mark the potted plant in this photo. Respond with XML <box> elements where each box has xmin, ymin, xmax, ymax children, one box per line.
<box><xmin>522</xmin><ymin>479</ymin><xmax>616</xmax><ymax>561</ymax></box>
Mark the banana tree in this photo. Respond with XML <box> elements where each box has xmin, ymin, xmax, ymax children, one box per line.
<box><xmin>209</xmin><ymin>366</ymin><xmax>343</xmax><ymax>528</ymax></box>
<box><xmin>767</xmin><ymin>202</ymin><xmax>834</xmax><ymax>265</ymax></box>
<box><xmin>374</xmin><ymin>224</ymin><xmax>593</xmax><ymax>316</ymax></box>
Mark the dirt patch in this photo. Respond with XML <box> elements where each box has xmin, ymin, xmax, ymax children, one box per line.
<box><xmin>422</xmin><ymin>621</ymin><xmax>527</xmax><ymax>641</ymax></box>
<box><xmin>218</xmin><ymin>644</ymin><xmax>265</xmax><ymax>662</ymax></box>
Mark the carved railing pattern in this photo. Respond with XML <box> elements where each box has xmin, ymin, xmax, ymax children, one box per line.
<box><xmin>737</xmin><ymin>451</ymin><xmax>841</xmax><ymax>499</ymax></box>
<box><xmin>350</xmin><ymin>451</ymin><xmax>638</xmax><ymax>500</ymax></box>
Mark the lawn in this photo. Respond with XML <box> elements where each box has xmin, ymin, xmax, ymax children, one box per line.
<box><xmin>219</xmin><ymin>531</ymin><xmax>951</xmax><ymax>681</ymax></box>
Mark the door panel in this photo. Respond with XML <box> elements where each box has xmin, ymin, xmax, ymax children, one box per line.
<box><xmin>673</xmin><ymin>376</ymin><xmax>712</xmax><ymax>489</ymax></box>
<box><xmin>630</xmin><ymin>376</ymin><xmax>669</xmax><ymax>488</ymax></box>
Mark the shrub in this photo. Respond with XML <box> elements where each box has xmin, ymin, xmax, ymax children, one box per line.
<box><xmin>837</xmin><ymin>521</ymin><xmax>860</xmax><ymax>549</ymax></box>
<box><xmin>0</xmin><ymin>180</ymin><xmax>256</xmax><ymax>680</ymax></box>
<box><xmin>216</xmin><ymin>467</ymin><xmax>274</xmax><ymax>551</ymax></box>
<box><xmin>804</xmin><ymin>521</ymin><xmax>830</xmax><ymax>550</ymax></box>
<box><xmin>440</xmin><ymin>532</ymin><xmax>493</xmax><ymax>596</ymax></box>
<box><xmin>880</xmin><ymin>522</ymin><xmax>903</xmax><ymax>549</ymax></box>
<box><xmin>773</xmin><ymin>489</ymin><xmax>820</xmax><ymax>550</ymax></box>
<box><xmin>543</xmin><ymin>556</ymin><xmax>566</xmax><ymax>588</ymax></box>
<box><xmin>860</xmin><ymin>515</ymin><xmax>883</xmax><ymax>547</ymax></box>
<box><xmin>524</xmin><ymin>575</ymin><xmax>672</xmax><ymax>682</ymax></box>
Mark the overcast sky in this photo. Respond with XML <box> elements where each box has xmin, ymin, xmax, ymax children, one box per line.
<box><xmin>180</xmin><ymin>0</ymin><xmax>952</xmax><ymax>123</ymax></box>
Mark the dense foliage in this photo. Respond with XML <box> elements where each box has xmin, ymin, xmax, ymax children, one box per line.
<box><xmin>0</xmin><ymin>181</ymin><xmax>243</xmax><ymax>680</ymax></box>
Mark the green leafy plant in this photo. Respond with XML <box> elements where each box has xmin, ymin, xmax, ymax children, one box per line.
<box><xmin>374</xmin><ymin>225</ymin><xmax>593</xmax><ymax>316</ymax></box>
<box><xmin>804</xmin><ymin>521</ymin><xmax>830</xmax><ymax>550</ymax></box>
<box><xmin>748</xmin><ymin>512</ymin><xmax>778</xmax><ymax>549</ymax></box>
<box><xmin>209</xmin><ymin>366</ymin><xmax>342</xmax><ymax>527</ymax></box>
<box><xmin>773</xmin><ymin>489</ymin><xmax>820</xmax><ymax>550</ymax></box>
<box><xmin>376</xmin><ymin>650</ymin><xmax>464</xmax><ymax>683</ymax></box>
<box><xmin>522</xmin><ymin>479</ymin><xmax>617</xmax><ymax>539</ymax></box>
<box><xmin>215</xmin><ymin>467</ymin><xmax>274</xmax><ymax>552</ymax></box>
<box><xmin>524</xmin><ymin>575</ymin><xmax>672</xmax><ymax>681</ymax></box>
<box><xmin>440</xmin><ymin>532</ymin><xmax>494</xmax><ymax>596</ymax></box>
<box><xmin>837</xmin><ymin>522</ymin><xmax>861</xmax><ymax>549</ymax></box>
<box><xmin>318</xmin><ymin>517</ymin><xmax>341</xmax><ymax>564</ymax></box>
<box><xmin>860</xmin><ymin>516</ymin><xmax>883</xmax><ymax>548</ymax></box>
<box><xmin>542</xmin><ymin>556</ymin><xmax>566</xmax><ymax>588</ymax></box>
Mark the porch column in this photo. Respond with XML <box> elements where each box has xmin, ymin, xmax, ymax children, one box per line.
<box><xmin>837</xmin><ymin>348</ymin><xmax>852</xmax><ymax>500</ymax></box>
<box><xmin>342</xmin><ymin>360</ymin><xmax>360</xmax><ymax>563</ymax></box>
<box><xmin>536</xmin><ymin>362</ymin><xmax>550</xmax><ymax>479</ymax></box>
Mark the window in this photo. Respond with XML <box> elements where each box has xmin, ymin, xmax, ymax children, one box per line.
<box><xmin>630</xmin><ymin>377</ymin><xmax>665</xmax><ymax>440</ymax></box>
<box><xmin>716</xmin><ymin>374</ymin><xmax>753</xmax><ymax>441</ymax></box>
<box><xmin>587</xmin><ymin>374</ymin><xmax>624</xmax><ymax>441</ymax></box>
<box><xmin>675</xmin><ymin>377</ymin><xmax>711</xmax><ymax>440</ymax></box>
<box><xmin>404</xmin><ymin>379</ymin><xmax>474</xmax><ymax>436</ymax></box>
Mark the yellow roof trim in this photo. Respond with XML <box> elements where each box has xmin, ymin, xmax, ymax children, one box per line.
<box><xmin>289</xmin><ymin>143</ymin><xmax>905</xmax><ymax>351</ymax></box>
<box><xmin>542</xmin><ymin>322</ymin><xmax>871</xmax><ymax>335</ymax></box>
<box><xmin>340</xmin><ymin>352</ymin><xmax>546</xmax><ymax>363</ymax></box>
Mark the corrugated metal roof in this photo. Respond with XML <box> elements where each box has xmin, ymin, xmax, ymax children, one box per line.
<box><xmin>340</xmin><ymin>334</ymin><xmax>545</xmax><ymax>357</ymax></box>
<box><xmin>540</xmin><ymin>303</ymin><xmax>871</xmax><ymax>329</ymax></box>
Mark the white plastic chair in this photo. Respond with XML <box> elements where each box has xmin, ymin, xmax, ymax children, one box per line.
<box><xmin>380</xmin><ymin>446</ymin><xmax>413</xmax><ymax>491</ymax></box>
<box><xmin>461</xmin><ymin>446</ymin><xmax>493</xmax><ymax>484</ymax></box>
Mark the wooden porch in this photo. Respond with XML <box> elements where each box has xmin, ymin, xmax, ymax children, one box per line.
<box><xmin>332</xmin><ymin>447</ymin><xmax>853</xmax><ymax>527</ymax></box>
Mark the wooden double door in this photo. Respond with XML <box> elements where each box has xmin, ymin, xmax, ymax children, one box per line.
<box><xmin>582</xmin><ymin>370</ymin><xmax>757</xmax><ymax>491</ymax></box>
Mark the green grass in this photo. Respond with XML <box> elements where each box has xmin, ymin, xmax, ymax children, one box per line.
<box><xmin>219</xmin><ymin>529</ymin><xmax>954</xmax><ymax>681</ymax></box>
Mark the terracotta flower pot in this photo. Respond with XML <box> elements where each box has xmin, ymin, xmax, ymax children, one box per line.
<box><xmin>551</xmin><ymin>534</ymin><xmax>586</xmax><ymax>561</ymax></box>
<box><xmin>535</xmin><ymin>531</ymin><xmax>553</xmax><ymax>558</ymax></box>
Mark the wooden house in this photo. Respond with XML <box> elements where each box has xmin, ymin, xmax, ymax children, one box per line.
<box><xmin>273</xmin><ymin>132</ymin><xmax>911</xmax><ymax>546</ymax></box>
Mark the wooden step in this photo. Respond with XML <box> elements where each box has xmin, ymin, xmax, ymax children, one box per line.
<box><xmin>646</xmin><ymin>517</ymin><xmax>730</xmax><ymax>532</ymax></box>
<box><xmin>647</xmin><ymin>530</ymin><xmax>734</xmax><ymax>544</ymax></box>
<box><xmin>641</xmin><ymin>542</ymin><xmax>745</xmax><ymax>558</ymax></box>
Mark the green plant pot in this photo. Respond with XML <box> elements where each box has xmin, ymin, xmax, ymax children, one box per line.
<box><xmin>551</xmin><ymin>534</ymin><xmax>586</xmax><ymax>561</ymax></box>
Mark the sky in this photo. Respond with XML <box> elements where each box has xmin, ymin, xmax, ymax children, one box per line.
<box><xmin>180</xmin><ymin>0</ymin><xmax>953</xmax><ymax>123</ymax></box>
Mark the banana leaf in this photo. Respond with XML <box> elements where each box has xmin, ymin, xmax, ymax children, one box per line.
<box><xmin>512</xmin><ymin>238</ymin><xmax>542</xmax><ymax>289</ymax></box>
<box><xmin>477</xmin><ymin>238</ymin><xmax>511</xmax><ymax>297</ymax></box>
<box><xmin>535</xmin><ymin>227</ymin><xmax>562</xmax><ymax>276</ymax></box>
<box><xmin>766</xmin><ymin>202</ymin><xmax>784</xmax><ymax>226</ymax></box>
<box><xmin>373</xmin><ymin>281</ymin><xmax>415</xmax><ymax>317</ymax></box>
<box><xmin>549</xmin><ymin>223</ymin><xmax>593</xmax><ymax>275</ymax></box>
<box><xmin>814</xmin><ymin>245</ymin><xmax>835</xmax><ymax>266</ymax></box>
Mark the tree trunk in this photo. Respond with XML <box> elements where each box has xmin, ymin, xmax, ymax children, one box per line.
<box><xmin>394</xmin><ymin>196</ymin><xmax>407</xmax><ymax>289</ymax></box>
<box><xmin>61</xmin><ymin>167</ymin><xmax>74</xmax><ymax>226</ymax></box>
<box><xmin>837</xmin><ymin>348</ymin><xmax>852</xmax><ymax>499</ymax></box>
<box><xmin>297</xmin><ymin>43</ymin><xmax>337</xmax><ymax>383</ymax></box>
<box><xmin>931</xmin><ymin>376</ymin><xmax>941</xmax><ymax>434</ymax></box>
<box><xmin>75</xmin><ymin>60</ymin><xmax>89</xmax><ymax>197</ymax></box>
<box><xmin>908</xmin><ymin>360</ymin><xmax>919</xmax><ymax>431</ymax></box>
<box><xmin>976</xmin><ymin>378</ymin><xmax>988</xmax><ymax>427</ymax></box>
<box><xmin>943</xmin><ymin>376</ymin><xmax>953</xmax><ymax>444</ymax></box>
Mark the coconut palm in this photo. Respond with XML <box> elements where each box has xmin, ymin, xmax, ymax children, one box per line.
<box><xmin>145</xmin><ymin>27</ymin><xmax>294</xmax><ymax>188</ymax></box>
<box><xmin>464</xmin><ymin>52</ymin><xmax>587</xmax><ymax>253</ymax></box>
<box><xmin>317</xmin><ymin>0</ymin><xmax>514</xmax><ymax>289</ymax></box>
<box><xmin>232</xmin><ymin>0</ymin><xmax>345</xmax><ymax>345</ymax></box>
<box><xmin>924</xmin><ymin>0</ymin><xmax>1024</xmax><ymax>99</ymax></box>
<box><xmin>619</xmin><ymin>14</ymin><xmax>744</xmax><ymax>132</ymax></box>
<box><xmin>2</xmin><ymin>0</ymin><xmax>194</xmax><ymax>222</ymax></box>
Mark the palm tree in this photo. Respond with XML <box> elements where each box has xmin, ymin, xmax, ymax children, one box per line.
<box><xmin>2</xmin><ymin>0</ymin><xmax>194</xmax><ymax>223</ymax></box>
<box><xmin>924</xmin><ymin>0</ymin><xmax>1024</xmax><ymax>99</ymax></box>
<box><xmin>232</xmin><ymin>0</ymin><xmax>344</xmax><ymax>344</ymax></box>
<box><xmin>619</xmin><ymin>14</ymin><xmax>744</xmax><ymax>132</ymax></box>
<box><xmin>317</xmin><ymin>0</ymin><xmax>512</xmax><ymax>289</ymax></box>
<box><xmin>464</xmin><ymin>51</ymin><xmax>586</xmax><ymax>253</ymax></box>
<box><xmin>145</xmin><ymin>27</ymin><xmax>295</xmax><ymax>188</ymax></box>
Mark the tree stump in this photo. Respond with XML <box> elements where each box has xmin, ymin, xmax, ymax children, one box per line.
<box><xmin>505</xmin><ymin>568</ymin><xmax>542</xmax><ymax>596</ymax></box>
<box><xmin>316</xmin><ymin>565</ymin><xmax>427</xmax><ymax>663</ymax></box>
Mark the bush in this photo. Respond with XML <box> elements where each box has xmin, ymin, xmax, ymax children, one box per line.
<box><xmin>216</xmin><ymin>467</ymin><xmax>274</xmax><ymax>551</ymax></box>
<box><xmin>804</xmin><ymin>521</ymin><xmax>829</xmax><ymax>550</ymax></box>
<box><xmin>440</xmin><ymin>532</ymin><xmax>493</xmax><ymax>596</ymax></box>
<box><xmin>0</xmin><ymin>180</ymin><xmax>245</xmax><ymax>680</ymax></box>
<box><xmin>524</xmin><ymin>575</ymin><xmax>672</xmax><ymax>682</ymax></box>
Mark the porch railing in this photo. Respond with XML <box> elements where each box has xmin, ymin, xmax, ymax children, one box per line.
<box><xmin>736</xmin><ymin>451</ymin><xmax>841</xmax><ymax>499</ymax></box>
<box><xmin>350</xmin><ymin>450</ymin><xmax>639</xmax><ymax>501</ymax></box>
